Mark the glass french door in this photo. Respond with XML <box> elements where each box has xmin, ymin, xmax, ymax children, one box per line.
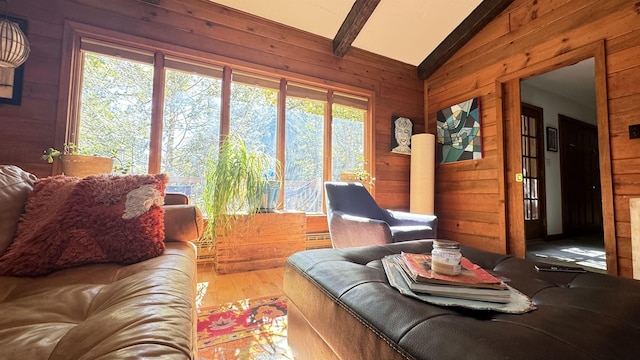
<box><xmin>521</xmin><ymin>103</ymin><xmax>546</xmax><ymax>240</ymax></box>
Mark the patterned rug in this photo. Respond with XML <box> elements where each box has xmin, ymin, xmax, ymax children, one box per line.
<box><xmin>197</xmin><ymin>294</ymin><xmax>293</xmax><ymax>360</ymax></box>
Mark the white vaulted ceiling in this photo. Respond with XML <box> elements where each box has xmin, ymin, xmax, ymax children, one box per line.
<box><xmin>208</xmin><ymin>0</ymin><xmax>481</xmax><ymax>67</ymax></box>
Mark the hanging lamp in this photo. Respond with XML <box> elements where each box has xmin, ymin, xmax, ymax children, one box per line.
<box><xmin>0</xmin><ymin>1</ymin><xmax>29</xmax><ymax>68</ymax></box>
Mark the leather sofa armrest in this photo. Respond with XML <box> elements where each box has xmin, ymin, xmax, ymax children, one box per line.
<box><xmin>164</xmin><ymin>192</ymin><xmax>190</xmax><ymax>205</ymax></box>
<box><xmin>163</xmin><ymin>204</ymin><xmax>204</xmax><ymax>242</ymax></box>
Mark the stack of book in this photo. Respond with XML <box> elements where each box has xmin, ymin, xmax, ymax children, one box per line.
<box><xmin>382</xmin><ymin>252</ymin><xmax>511</xmax><ymax>303</ymax></box>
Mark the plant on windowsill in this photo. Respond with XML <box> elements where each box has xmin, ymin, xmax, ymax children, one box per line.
<box><xmin>42</xmin><ymin>143</ymin><xmax>116</xmax><ymax>177</ymax></box>
<box><xmin>339</xmin><ymin>159</ymin><xmax>375</xmax><ymax>191</ymax></box>
<box><xmin>201</xmin><ymin>134</ymin><xmax>283</xmax><ymax>272</ymax></box>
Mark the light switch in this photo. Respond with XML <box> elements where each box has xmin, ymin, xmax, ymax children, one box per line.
<box><xmin>630</xmin><ymin>124</ymin><xmax>640</xmax><ymax>139</ymax></box>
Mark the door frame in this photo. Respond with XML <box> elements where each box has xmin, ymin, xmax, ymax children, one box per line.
<box><xmin>495</xmin><ymin>41</ymin><xmax>617</xmax><ymax>274</ymax></box>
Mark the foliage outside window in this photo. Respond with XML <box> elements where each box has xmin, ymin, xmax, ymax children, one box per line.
<box><xmin>71</xmin><ymin>37</ymin><xmax>371</xmax><ymax>213</ymax></box>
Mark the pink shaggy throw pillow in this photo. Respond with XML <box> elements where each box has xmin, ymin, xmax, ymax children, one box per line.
<box><xmin>0</xmin><ymin>173</ymin><xmax>168</xmax><ymax>277</ymax></box>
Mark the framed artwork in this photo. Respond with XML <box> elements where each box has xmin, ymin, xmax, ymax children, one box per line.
<box><xmin>0</xmin><ymin>15</ymin><xmax>28</xmax><ymax>106</ymax></box>
<box><xmin>390</xmin><ymin>115</ymin><xmax>413</xmax><ymax>155</ymax></box>
<box><xmin>436</xmin><ymin>97</ymin><xmax>481</xmax><ymax>163</ymax></box>
<box><xmin>546</xmin><ymin>126</ymin><xmax>558</xmax><ymax>152</ymax></box>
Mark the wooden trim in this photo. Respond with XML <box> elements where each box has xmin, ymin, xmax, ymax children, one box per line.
<box><xmin>148</xmin><ymin>51</ymin><xmax>165</xmax><ymax>174</ymax></box>
<box><xmin>496</xmin><ymin>41</ymin><xmax>616</xmax><ymax>271</ymax></box>
<box><xmin>333</xmin><ymin>0</ymin><xmax>381</xmax><ymax>57</ymax></box>
<box><xmin>56</xmin><ymin>21</ymin><xmax>85</xmax><ymax>175</ymax></box>
<box><xmin>594</xmin><ymin>41</ymin><xmax>618</xmax><ymax>275</ymax></box>
<box><xmin>503</xmin><ymin>79</ymin><xmax>524</xmax><ymax>257</ymax></box>
<box><xmin>418</xmin><ymin>0</ymin><xmax>515</xmax><ymax>80</ymax></box>
<box><xmin>365</xmin><ymin>91</ymin><xmax>376</xmax><ymax>198</ymax></box>
<box><xmin>323</xmin><ymin>89</ymin><xmax>333</xmax><ymax>214</ymax></box>
<box><xmin>495</xmin><ymin>79</ymin><xmax>509</xmax><ymax>255</ymax></box>
<box><xmin>220</xmin><ymin>65</ymin><xmax>231</xmax><ymax>141</ymax></box>
<box><xmin>277</xmin><ymin>78</ymin><xmax>287</xmax><ymax>209</ymax></box>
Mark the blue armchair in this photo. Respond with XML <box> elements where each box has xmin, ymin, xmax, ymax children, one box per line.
<box><xmin>324</xmin><ymin>181</ymin><xmax>437</xmax><ymax>248</ymax></box>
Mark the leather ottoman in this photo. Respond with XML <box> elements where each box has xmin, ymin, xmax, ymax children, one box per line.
<box><xmin>283</xmin><ymin>240</ymin><xmax>640</xmax><ymax>359</ymax></box>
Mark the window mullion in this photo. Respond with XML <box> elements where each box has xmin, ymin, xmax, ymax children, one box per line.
<box><xmin>220</xmin><ymin>65</ymin><xmax>232</xmax><ymax>142</ymax></box>
<box><xmin>276</xmin><ymin>78</ymin><xmax>287</xmax><ymax>209</ymax></box>
<box><xmin>148</xmin><ymin>51</ymin><xmax>165</xmax><ymax>174</ymax></box>
<box><xmin>323</xmin><ymin>89</ymin><xmax>333</xmax><ymax>213</ymax></box>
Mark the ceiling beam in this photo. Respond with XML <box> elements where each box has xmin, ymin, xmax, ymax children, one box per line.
<box><xmin>333</xmin><ymin>0</ymin><xmax>381</xmax><ymax>57</ymax></box>
<box><xmin>417</xmin><ymin>0</ymin><xmax>515</xmax><ymax>80</ymax></box>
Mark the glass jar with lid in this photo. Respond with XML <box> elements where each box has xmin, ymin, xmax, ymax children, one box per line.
<box><xmin>431</xmin><ymin>240</ymin><xmax>462</xmax><ymax>276</ymax></box>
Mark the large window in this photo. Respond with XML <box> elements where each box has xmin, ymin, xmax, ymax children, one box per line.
<box><xmin>70</xmin><ymin>35</ymin><xmax>371</xmax><ymax>213</ymax></box>
<box><xmin>78</xmin><ymin>41</ymin><xmax>154</xmax><ymax>175</ymax></box>
<box><xmin>161</xmin><ymin>58</ymin><xmax>222</xmax><ymax>206</ymax></box>
<box><xmin>331</xmin><ymin>92</ymin><xmax>368</xmax><ymax>182</ymax></box>
<box><xmin>285</xmin><ymin>83</ymin><xmax>326</xmax><ymax>212</ymax></box>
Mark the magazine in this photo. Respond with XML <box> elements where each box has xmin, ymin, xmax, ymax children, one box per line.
<box><xmin>400</xmin><ymin>252</ymin><xmax>506</xmax><ymax>290</ymax></box>
<box><xmin>382</xmin><ymin>255</ymin><xmax>537</xmax><ymax>314</ymax></box>
<box><xmin>387</xmin><ymin>255</ymin><xmax>510</xmax><ymax>303</ymax></box>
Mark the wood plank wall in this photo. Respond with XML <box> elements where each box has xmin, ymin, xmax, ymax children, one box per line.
<box><xmin>426</xmin><ymin>0</ymin><xmax>640</xmax><ymax>277</ymax></box>
<box><xmin>0</xmin><ymin>0</ymin><xmax>424</xmax><ymax>234</ymax></box>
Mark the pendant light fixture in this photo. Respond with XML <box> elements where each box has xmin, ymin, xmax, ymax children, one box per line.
<box><xmin>0</xmin><ymin>0</ymin><xmax>29</xmax><ymax>68</ymax></box>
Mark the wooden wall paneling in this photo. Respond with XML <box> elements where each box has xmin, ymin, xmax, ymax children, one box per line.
<box><xmin>608</xmin><ymin>107</ymin><xmax>639</xmax><ymax>136</ymax></box>
<box><xmin>508</xmin><ymin>0</ymin><xmax>574</xmax><ymax>31</ymax></box>
<box><xmin>607</xmin><ymin>45</ymin><xmax>640</xmax><ymax>74</ymax></box>
<box><xmin>306</xmin><ymin>215</ymin><xmax>328</xmax><ymax>234</ymax></box>
<box><xmin>612</xmin><ymin>159</ymin><xmax>640</xmax><ymax>178</ymax></box>
<box><xmin>428</xmin><ymin>0</ymin><xmax>632</xmax><ymax>87</ymax></box>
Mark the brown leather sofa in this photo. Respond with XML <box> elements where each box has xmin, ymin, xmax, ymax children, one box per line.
<box><xmin>284</xmin><ymin>240</ymin><xmax>640</xmax><ymax>359</ymax></box>
<box><xmin>0</xmin><ymin>166</ymin><xmax>203</xmax><ymax>359</ymax></box>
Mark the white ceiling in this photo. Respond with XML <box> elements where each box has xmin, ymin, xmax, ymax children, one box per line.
<box><xmin>208</xmin><ymin>0</ymin><xmax>482</xmax><ymax>66</ymax></box>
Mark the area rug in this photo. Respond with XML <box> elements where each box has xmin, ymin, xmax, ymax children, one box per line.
<box><xmin>197</xmin><ymin>294</ymin><xmax>293</xmax><ymax>360</ymax></box>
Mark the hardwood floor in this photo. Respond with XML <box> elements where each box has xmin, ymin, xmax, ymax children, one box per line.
<box><xmin>196</xmin><ymin>262</ymin><xmax>286</xmax><ymax>308</ymax></box>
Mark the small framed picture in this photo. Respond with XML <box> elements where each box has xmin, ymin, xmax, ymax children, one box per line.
<box><xmin>546</xmin><ymin>127</ymin><xmax>558</xmax><ymax>152</ymax></box>
<box><xmin>391</xmin><ymin>115</ymin><xmax>413</xmax><ymax>155</ymax></box>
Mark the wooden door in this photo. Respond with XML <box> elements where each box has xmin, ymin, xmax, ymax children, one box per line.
<box><xmin>559</xmin><ymin>114</ymin><xmax>602</xmax><ymax>235</ymax></box>
<box><xmin>521</xmin><ymin>104</ymin><xmax>546</xmax><ymax>240</ymax></box>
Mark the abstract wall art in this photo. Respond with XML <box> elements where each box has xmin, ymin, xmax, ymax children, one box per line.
<box><xmin>436</xmin><ymin>97</ymin><xmax>481</xmax><ymax>163</ymax></box>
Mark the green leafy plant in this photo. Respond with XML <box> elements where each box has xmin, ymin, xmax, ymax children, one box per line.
<box><xmin>41</xmin><ymin>143</ymin><xmax>83</xmax><ymax>163</ymax></box>
<box><xmin>202</xmin><ymin>134</ymin><xmax>281</xmax><ymax>240</ymax></box>
<box><xmin>41</xmin><ymin>143</ymin><xmax>131</xmax><ymax>175</ymax></box>
<box><xmin>352</xmin><ymin>160</ymin><xmax>375</xmax><ymax>189</ymax></box>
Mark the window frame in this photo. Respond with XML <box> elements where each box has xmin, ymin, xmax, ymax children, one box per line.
<box><xmin>57</xmin><ymin>21</ymin><xmax>375</xmax><ymax>213</ymax></box>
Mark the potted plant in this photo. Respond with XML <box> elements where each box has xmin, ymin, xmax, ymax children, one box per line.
<box><xmin>202</xmin><ymin>134</ymin><xmax>281</xmax><ymax>239</ymax></box>
<box><xmin>339</xmin><ymin>159</ymin><xmax>375</xmax><ymax>191</ymax></box>
<box><xmin>201</xmin><ymin>134</ymin><xmax>285</xmax><ymax>273</ymax></box>
<box><xmin>42</xmin><ymin>143</ymin><xmax>114</xmax><ymax>177</ymax></box>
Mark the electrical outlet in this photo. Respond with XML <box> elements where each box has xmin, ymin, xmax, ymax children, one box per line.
<box><xmin>630</xmin><ymin>124</ymin><xmax>640</xmax><ymax>139</ymax></box>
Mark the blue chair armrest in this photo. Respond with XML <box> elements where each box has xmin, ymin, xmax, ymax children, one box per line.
<box><xmin>383</xmin><ymin>210</ymin><xmax>438</xmax><ymax>236</ymax></box>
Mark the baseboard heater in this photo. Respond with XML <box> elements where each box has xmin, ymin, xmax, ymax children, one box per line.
<box><xmin>305</xmin><ymin>232</ymin><xmax>332</xmax><ymax>250</ymax></box>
